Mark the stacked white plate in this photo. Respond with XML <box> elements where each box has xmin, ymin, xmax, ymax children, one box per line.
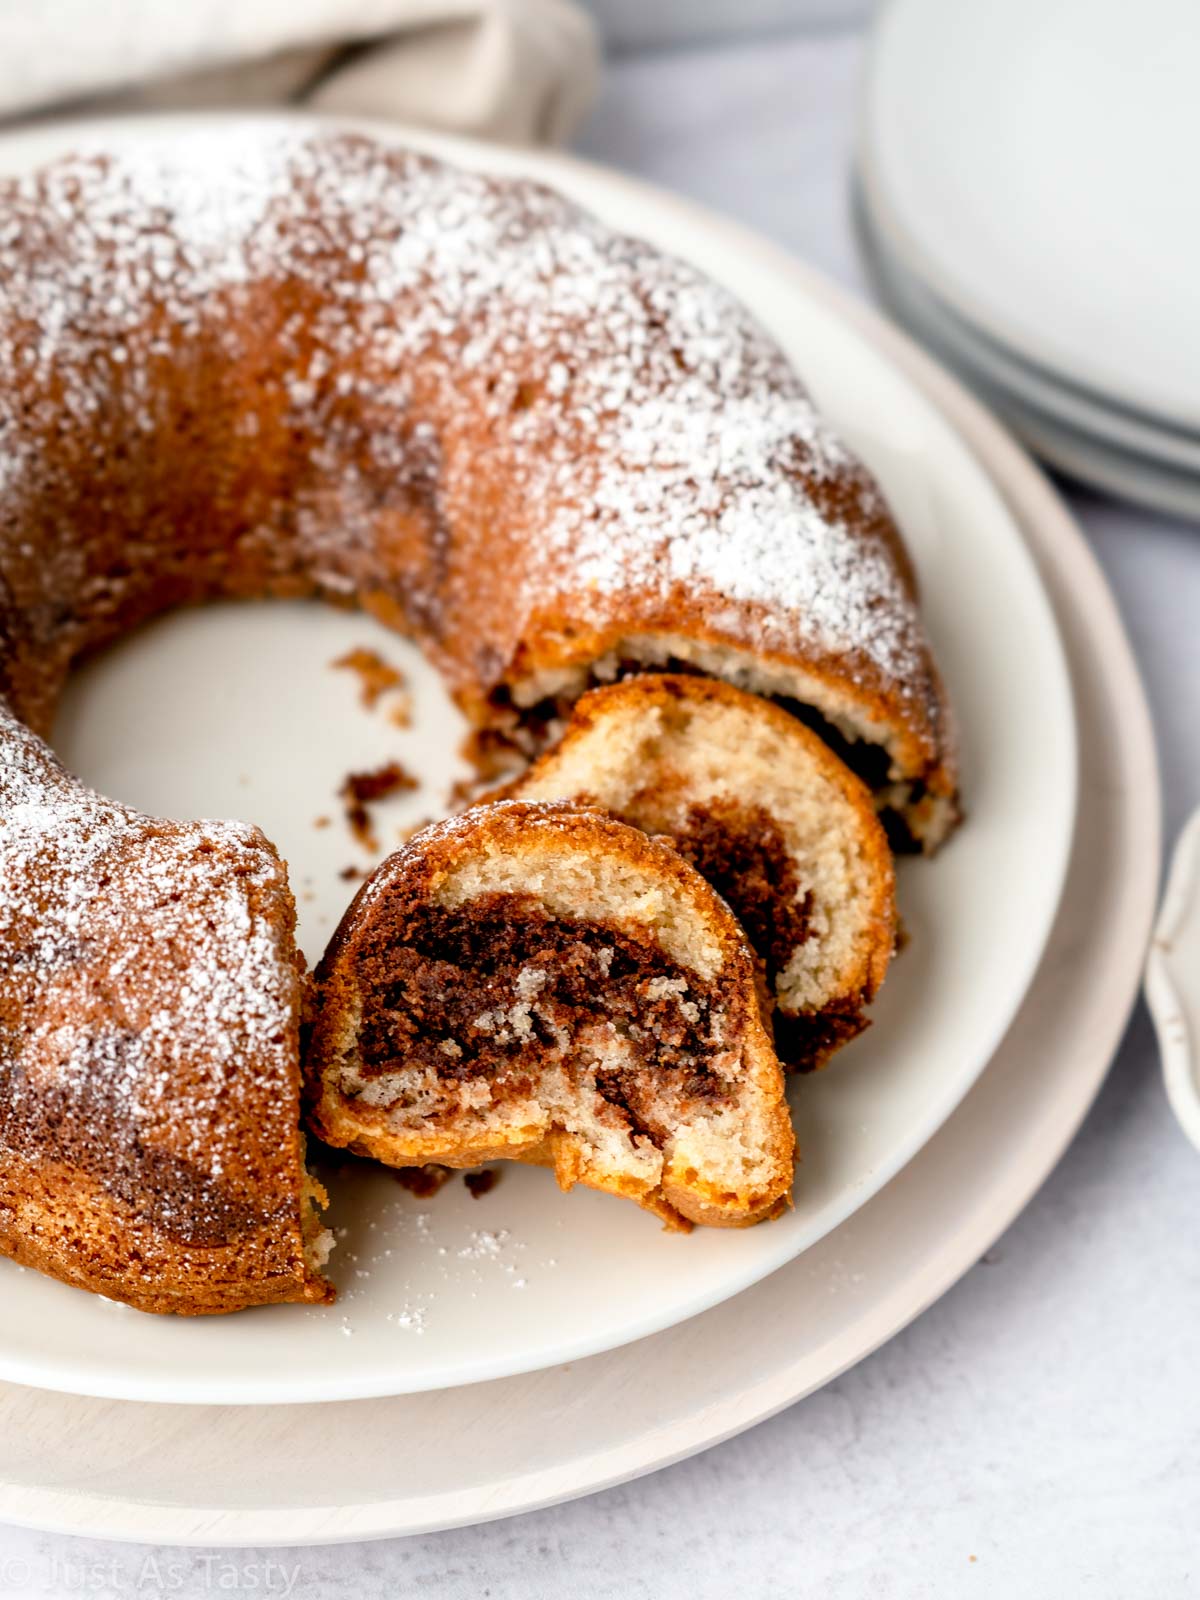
<box><xmin>857</xmin><ymin>0</ymin><xmax>1200</xmax><ymax>520</ymax></box>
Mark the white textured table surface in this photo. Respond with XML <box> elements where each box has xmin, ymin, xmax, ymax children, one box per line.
<box><xmin>4</xmin><ymin>25</ymin><xmax>1199</xmax><ymax>1600</ymax></box>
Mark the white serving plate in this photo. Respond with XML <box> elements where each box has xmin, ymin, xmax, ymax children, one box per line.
<box><xmin>0</xmin><ymin>115</ymin><xmax>1075</xmax><ymax>1405</ymax></box>
<box><xmin>855</xmin><ymin>185</ymin><xmax>1200</xmax><ymax>522</ymax></box>
<box><xmin>861</xmin><ymin>0</ymin><xmax>1200</xmax><ymax>433</ymax></box>
<box><xmin>0</xmin><ymin>212</ymin><xmax>1159</xmax><ymax>1542</ymax></box>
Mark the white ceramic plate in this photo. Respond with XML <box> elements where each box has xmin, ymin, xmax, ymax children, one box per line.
<box><xmin>861</xmin><ymin>0</ymin><xmax>1200</xmax><ymax>432</ymax></box>
<box><xmin>0</xmin><ymin>115</ymin><xmax>1076</xmax><ymax>1405</ymax></box>
<box><xmin>0</xmin><ymin>246</ymin><xmax>1159</xmax><ymax>1541</ymax></box>
<box><xmin>855</xmin><ymin>185</ymin><xmax>1200</xmax><ymax>522</ymax></box>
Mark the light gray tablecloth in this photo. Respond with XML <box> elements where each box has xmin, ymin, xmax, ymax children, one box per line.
<box><xmin>4</xmin><ymin>24</ymin><xmax>1198</xmax><ymax>1600</ymax></box>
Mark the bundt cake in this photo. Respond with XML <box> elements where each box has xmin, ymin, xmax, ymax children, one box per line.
<box><xmin>0</xmin><ymin>126</ymin><xmax>957</xmax><ymax>1310</ymax></box>
<box><xmin>498</xmin><ymin>675</ymin><xmax>896</xmax><ymax>1068</ymax></box>
<box><xmin>304</xmin><ymin>802</ymin><xmax>795</xmax><ymax>1229</ymax></box>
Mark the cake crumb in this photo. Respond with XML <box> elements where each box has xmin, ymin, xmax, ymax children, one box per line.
<box><xmin>339</xmin><ymin>760</ymin><xmax>420</xmax><ymax>851</ymax></box>
<box><xmin>333</xmin><ymin>646</ymin><xmax>405</xmax><ymax>709</ymax></box>
<box><xmin>339</xmin><ymin>864</ymin><xmax>362</xmax><ymax>882</ymax></box>
<box><xmin>344</xmin><ymin>762</ymin><xmax>420</xmax><ymax>804</ymax></box>
<box><xmin>464</xmin><ymin>1168</ymin><xmax>500</xmax><ymax>1199</ymax></box>
<box><xmin>314</xmin><ymin>814</ymin><xmax>331</xmax><ymax>830</ymax></box>
<box><xmin>394</xmin><ymin>1164</ymin><xmax>453</xmax><ymax>1197</ymax></box>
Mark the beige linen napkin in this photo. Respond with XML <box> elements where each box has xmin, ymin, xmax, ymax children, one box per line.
<box><xmin>0</xmin><ymin>0</ymin><xmax>600</xmax><ymax>144</ymax></box>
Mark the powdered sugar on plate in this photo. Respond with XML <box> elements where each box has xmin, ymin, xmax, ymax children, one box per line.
<box><xmin>315</xmin><ymin>1182</ymin><xmax>554</xmax><ymax>1339</ymax></box>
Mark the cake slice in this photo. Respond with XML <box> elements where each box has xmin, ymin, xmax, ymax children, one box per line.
<box><xmin>304</xmin><ymin>801</ymin><xmax>794</xmax><ymax>1229</ymax></box>
<box><xmin>499</xmin><ymin>676</ymin><xmax>897</xmax><ymax>1068</ymax></box>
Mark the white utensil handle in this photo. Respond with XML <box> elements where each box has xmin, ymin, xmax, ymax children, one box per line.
<box><xmin>1146</xmin><ymin>807</ymin><xmax>1200</xmax><ymax>1150</ymax></box>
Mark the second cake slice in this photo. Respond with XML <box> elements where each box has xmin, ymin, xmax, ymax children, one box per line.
<box><xmin>500</xmin><ymin>676</ymin><xmax>897</xmax><ymax>1069</ymax></box>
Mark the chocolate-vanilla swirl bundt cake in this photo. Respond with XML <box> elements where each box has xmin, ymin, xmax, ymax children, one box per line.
<box><xmin>305</xmin><ymin>802</ymin><xmax>795</xmax><ymax>1229</ymax></box>
<box><xmin>499</xmin><ymin>676</ymin><xmax>897</xmax><ymax>1068</ymax></box>
<box><xmin>0</xmin><ymin>126</ymin><xmax>957</xmax><ymax>1311</ymax></box>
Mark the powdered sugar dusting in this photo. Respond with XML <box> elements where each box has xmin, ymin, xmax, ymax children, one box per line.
<box><xmin>0</xmin><ymin>700</ymin><xmax>301</xmax><ymax>1248</ymax></box>
<box><xmin>0</xmin><ymin>128</ymin><xmax>930</xmax><ymax>710</ymax></box>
